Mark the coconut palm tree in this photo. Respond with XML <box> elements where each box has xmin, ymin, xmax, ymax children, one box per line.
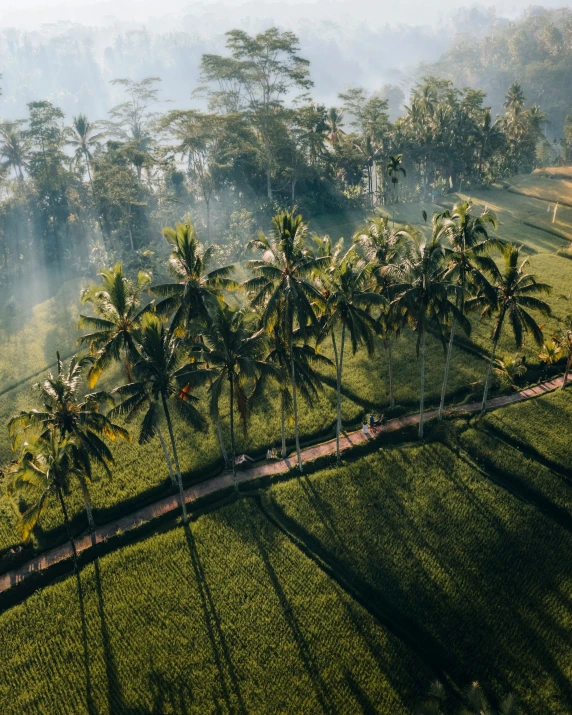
<box><xmin>318</xmin><ymin>244</ymin><xmax>383</xmax><ymax>460</ymax></box>
<box><xmin>152</xmin><ymin>221</ymin><xmax>237</xmax><ymax>336</ymax></box>
<box><xmin>0</xmin><ymin>120</ymin><xmax>30</xmax><ymax>180</ymax></box>
<box><xmin>353</xmin><ymin>214</ymin><xmax>413</xmax><ymax>407</ymax></box>
<box><xmin>472</xmin><ymin>244</ymin><xmax>551</xmax><ymax>413</ymax></box>
<box><xmin>391</xmin><ymin>234</ymin><xmax>469</xmax><ymax>438</ymax></box>
<box><xmin>264</xmin><ymin>324</ymin><xmax>331</xmax><ymax>458</ymax></box>
<box><xmin>245</xmin><ymin>209</ymin><xmax>326</xmax><ymax>471</ymax></box>
<box><xmin>493</xmin><ymin>354</ymin><xmax>527</xmax><ymax>389</ymax></box>
<box><xmin>326</xmin><ymin>107</ymin><xmax>345</xmax><ymax>148</ymax></box>
<box><xmin>436</xmin><ymin>201</ymin><xmax>499</xmax><ymax>418</ymax></box>
<box><xmin>111</xmin><ymin>314</ymin><xmax>206</xmax><ymax>523</ymax></box>
<box><xmin>187</xmin><ymin>303</ymin><xmax>274</xmax><ymax>487</ymax></box>
<box><xmin>78</xmin><ymin>263</ymin><xmax>152</xmax><ymax>387</ymax></box>
<box><xmin>66</xmin><ymin>114</ymin><xmax>107</xmax><ymax>241</ymax></box>
<box><xmin>8</xmin><ymin>353</ymin><xmax>129</xmax><ymax>530</ymax></box>
<box><xmin>387</xmin><ymin>154</ymin><xmax>406</xmax><ymax>205</ymax></box>
<box><xmin>6</xmin><ymin>432</ymin><xmax>83</xmax><ymax>572</ymax></box>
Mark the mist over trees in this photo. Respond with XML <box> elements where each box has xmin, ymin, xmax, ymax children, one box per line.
<box><xmin>430</xmin><ymin>7</ymin><xmax>572</xmax><ymax>144</ymax></box>
<box><xmin>0</xmin><ymin>13</ymin><xmax>563</xmax><ymax>285</ymax></box>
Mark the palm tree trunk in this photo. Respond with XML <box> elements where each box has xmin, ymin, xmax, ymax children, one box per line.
<box><xmin>482</xmin><ymin>335</ymin><xmax>501</xmax><ymax>413</ymax></box>
<box><xmin>290</xmin><ymin>347</ymin><xmax>303</xmax><ymax>472</ymax></box>
<box><xmin>333</xmin><ymin>327</ymin><xmax>345</xmax><ymax>462</ymax></box>
<box><xmin>157</xmin><ymin>424</ymin><xmax>177</xmax><ymax>486</ymax></box>
<box><xmin>80</xmin><ymin>480</ymin><xmax>95</xmax><ymax>532</ymax></box>
<box><xmin>439</xmin><ymin>319</ymin><xmax>456</xmax><ymax>420</ymax></box>
<box><xmin>161</xmin><ymin>394</ymin><xmax>188</xmax><ymax>524</ymax></box>
<box><xmin>332</xmin><ymin>331</ymin><xmax>340</xmax><ymax>460</ymax></box>
<box><xmin>562</xmin><ymin>354</ymin><xmax>572</xmax><ymax>390</ymax></box>
<box><xmin>216</xmin><ymin>416</ymin><xmax>229</xmax><ymax>469</ymax></box>
<box><xmin>419</xmin><ymin>329</ymin><xmax>426</xmax><ymax>439</ymax></box>
<box><xmin>281</xmin><ymin>393</ymin><xmax>287</xmax><ymax>458</ymax></box>
<box><xmin>387</xmin><ymin>339</ymin><xmax>395</xmax><ymax>408</ymax></box>
<box><xmin>229</xmin><ymin>374</ymin><xmax>237</xmax><ymax>490</ymax></box>
<box><xmin>58</xmin><ymin>487</ymin><xmax>79</xmax><ymax>573</ymax></box>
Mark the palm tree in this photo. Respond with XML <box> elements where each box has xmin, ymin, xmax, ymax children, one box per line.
<box><xmin>319</xmin><ymin>244</ymin><xmax>382</xmax><ymax>460</ymax></box>
<box><xmin>187</xmin><ymin>303</ymin><xmax>274</xmax><ymax>488</ymax></box>
<box><xmin>66</xmin><ymin>114</ymin><xmax>107</xmax><ymax>242</ymax></box>
<box><xmin>8</xmin><ymin>353</ymin><xmax>129</xmax><ymax>530</ymax></box>
<box><xmin>264</xmin><ymin>325</ymin><xmax>331</xmax><ymax>458</ymax></box>
<box><xmin>245</xmin><ymin>209</ymin><xmax>326</xmax><ymax>471</ymax></box>
<box><xmin>493</xmin><ymin>354</ymin><xmax>527</xmax><ymax>389</ymax></box>
<box><xmin>554</xmin><ymin>314</ymin><xmax>572</xmax><ymax>389</ymax></box>
<box><xmin>387</xmin><ymin>154</ymin><xmax>406</xmax><ymax>206</ymax></box>
<box><xmin>475</xmin><ymin>109</ymin><xmax>503</xmax><ymax>181</ymax></box>
<box><xmin>0</xmin><ymin>120</ymin><xmax>30</xmax><ymax>180</ymax></box>
<box><xmin>436</xmin><ymin>202</ymin><xmax>499</xmax><ymax>419</ymax></box>
<box><xmin>353</xmin><ymin>214</ymin><xmax>413</xmax><ymax>407</ymax></box>
<box><xmin>472</xmin><ymin>244</ymin><xmax>551</xmax><ymax>413</ymax></box>
<box><xmin>78</xmin><ymin>263</ymin><xmax>151</xmax><ymax>387</ymax></box>
<box><xmin>326</xmin><ymin>107</ymin><xmax>345</xmax><ymax>147</ymax></box>
<box><xmin>6</xmin><ymin>432</ymin><xmax>83</xmax><ymax>572</ymax></box>
<box><xmin>112</xmin><ymin>314</ymin><xmax>206</xmax><ymax>523</ymax></box>
<box><xmin>152</xmin><ymin>221</ymin><xmax>237</xmax><ymax>336</ymax></box>
<box><xmin>391</xmin><ymin>234</ymin><xmax>469</xmax><ymax>438</ymax></box>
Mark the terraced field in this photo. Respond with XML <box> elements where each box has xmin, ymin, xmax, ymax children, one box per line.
<box><xmin>1</xmin><ymin>388</ymin><xmax>570</xmax><ymax>714</ymax></box>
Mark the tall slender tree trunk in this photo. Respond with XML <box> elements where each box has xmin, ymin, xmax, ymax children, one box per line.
<box><xmin>281</xmin><ymin>393</ymin><xmax>287</xmax><ymax>458</ymax></box>
<box><xmin>84</xmin><ymin>148</ymin><xmax>109</xmax><ymax>250</ymax></box>
<box><xmin>157</xmin><ymin>423</ymin><xmax>177</xmax><ymax>486</ymax></box>
<box><xmin>332</xmin><ymin>327</ymin><xmax>346</xmax><ymax>462</ymax></box>
<box><xmin>439</xmin><ymin>319</ymin><xmax>456</xmax><ymax>420</ymax></box>
<box><xmin>562</xmin><ymin>354</ymin><xmax>572</xmax><ymax>390</ymax></box>
<box><xmin>387</xmin><ymin>339</ymin><xmax>395</xmax><ymax>408</ymax></box>
<box><xmin>216</xmin><ymin>416</ymin><xmax>229</xmax><ymax>469</ymax></box>
<box><xmin>161</xmin><ymin>394</ymin><xmax>188</xmax><ymax>523</ymax></box>
<box><xmin>291</xmin><ymin>347</ymin><xmax>302</xmax><ymax>471</ymax></box>
<box><xmin>229</xmin><ymin>374</ymin><xmax>237</xmax><ymax>490</ymax></box>
<box><xmin>481</xmin><ymin>336</ymin><xmax>500</xmax><ymax>414</ymax></box>
<box><xmin>58</xmin><ymin>487</ymin><xmax>79</xmax><ymax>573</ymax></box>
<box><xmin>80</xmin><ymin>480</ymin><xmax>95</xmax><ymax>531</ymax></box>
<box><xmin>419</xmin><ymin>329</ymin><xmax>426</xmax><ymax>439</ymax></box>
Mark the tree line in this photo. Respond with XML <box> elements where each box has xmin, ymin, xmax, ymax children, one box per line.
<box><xmin>0</xmin><ymin>27</ymin><xmax>549</xmax><ymax>283</ymax></box>
<box><xmin>7</xmin><ymin>202</ymin><xmax>572</xmax><ymax>568</ymax></box>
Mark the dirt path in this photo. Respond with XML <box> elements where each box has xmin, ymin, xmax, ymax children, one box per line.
<box><xmin>1</xmin><ymin>374</ymin><xmax>569</xmax><ymax>595</ymax></box>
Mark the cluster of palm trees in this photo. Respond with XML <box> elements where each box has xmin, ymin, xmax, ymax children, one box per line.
<box><xmin>6</xmin><ymin>204</ymin><xmax>556</xmax><ymax>559</ymax></box>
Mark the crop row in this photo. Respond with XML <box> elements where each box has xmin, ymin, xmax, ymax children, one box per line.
<box><xmin>0</xmin><ymin>500</ymin><xmax>428</xmax><ymax>714</ymax></box>
<box><xmin>267</xmin><ymin>441</ymin><xmax>572</xmax><ymax>713</ymax></box>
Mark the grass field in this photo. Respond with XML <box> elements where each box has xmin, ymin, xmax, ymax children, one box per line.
<box><xmin>1</xmin><ymin>388</ymin><xmax>571</xmax><ymax>713</ymax></box>
<box><xmin>509</xmin><ymin>173</ymin><xmax>572</xmax><ymax>207</ymax></box>
<box><xmin>0</xmin><ymin>499</ymin><xmax>430</xmax><ymax>714</ymax></box>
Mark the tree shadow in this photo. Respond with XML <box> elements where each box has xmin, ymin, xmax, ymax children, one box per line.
<box><xmin>75</xmin><ymin>570</ymin><xmax>98</xmax><ymax>715</ymax></box>
<box><xmin>248</xmin><ymin>517</ymin><xmax>339</xmax><ymax>715</ymax></box>
<box><xmin>182</xmin><ymin>523</ymin><xmax>247</xmax><ymax>715</ymax></box>
<box><xmin>94</xmin><ymin>557</ymin><xmax>127</xmax><ymax>714</ymax></box>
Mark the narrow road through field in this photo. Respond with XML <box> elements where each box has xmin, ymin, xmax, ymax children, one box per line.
<box><xmin>1</xmin><ymin>373</ymin><xmax>569</xmax><ymax>595</ymax></box>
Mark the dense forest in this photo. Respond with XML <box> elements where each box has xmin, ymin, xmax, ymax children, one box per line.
<box><xmin>0</xmin><ymin>14</ymin><xmax>567</xmax><ymax>284</ymax></box>
<box><xmin>431</xmin><ymin>8</ymin><xmax>572</xmax><ymax>143</ymax></box>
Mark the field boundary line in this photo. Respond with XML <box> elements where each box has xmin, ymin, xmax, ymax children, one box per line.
<box><xmin>0</xmin><ymin>372</ymin><xmax>570</xmax><ymax>595</ymax></box>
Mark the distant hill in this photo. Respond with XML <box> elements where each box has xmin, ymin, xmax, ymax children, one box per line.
<box><xmin>428</xmin><ymin>8</ymin><xmax>572</xmax><ymax>140</ymax></box>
